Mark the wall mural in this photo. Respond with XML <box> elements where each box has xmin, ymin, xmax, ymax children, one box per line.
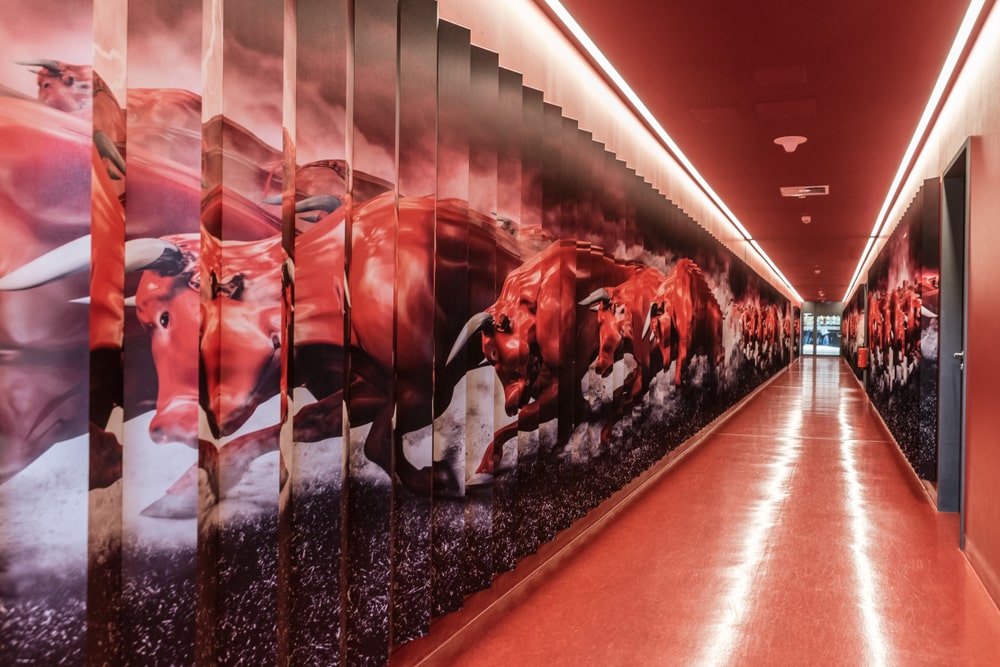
<box><xmin>0</xmin><ymin>0</ymin><xmax>792</xmax><ymax>663</ymax></box>
<box><xmin>842</xmin><ymin>286</ymin><xmax>867</xmax><ymax>378</ymax></box>
<box><xmin>865</xmin><ymin>178</ymin><xmax>941</xmax><ymax>480</ymax></box>
<box><xmin>792</xmin><ymin>306</ymin><xmax>801</xmax><ymax>358</ymax></box>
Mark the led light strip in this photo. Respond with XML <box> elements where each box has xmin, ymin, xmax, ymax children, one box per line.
<box><xmin>542</xmin><ymin>0</ymin><xmax>803</xmax><ymax>304</ymax></box>
<box><xmin>843</xmin><ymin>0</ymin><xmax>988</xmax><ymax>302</ymax></box>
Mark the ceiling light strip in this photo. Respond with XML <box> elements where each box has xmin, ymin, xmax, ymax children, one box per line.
<box><xmin>541</xmin><ymin>0</ymin><xmax>803</xmax><ymax>304</ymax></box>
<box><xmin>843</xmin><ymin>0</ymin><xmax>988</xmax><ymax>301</ymax></box>
<box><xmin>844</xmin><ymin>237</ymin><xmax>876</xmax><ymax>300</ymax></box>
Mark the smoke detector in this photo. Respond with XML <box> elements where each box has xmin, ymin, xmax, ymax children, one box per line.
<box><xmin>780</xmin><ymin>185</ymin><xmax>829</xmax><ymax>198</ymax></box>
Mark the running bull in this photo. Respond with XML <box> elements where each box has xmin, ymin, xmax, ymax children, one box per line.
<box><xmin>579</xmin><ymin>265</ymin><xmax>665</xmax><ymax>404</ymax></box>
<box><xmin>449</xmin><ymin>241</ymin><xmax>636</xmax><ymax>473</ymax></box>
<box><xmin>643</xmin><ymin>258</ymin><xmax>725</xmax><ymax>386</ymax></box>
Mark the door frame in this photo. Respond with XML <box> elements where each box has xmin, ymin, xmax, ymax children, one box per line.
<box><xmin>938</xmin><ymin>138</ymin><xmax>970</xmax><ymax>542</ymax></box>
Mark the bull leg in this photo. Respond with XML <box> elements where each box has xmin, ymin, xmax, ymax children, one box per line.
<box><xmin>657</xmin><ymin>340</ymin><xmax>674</xmax><ymax>384</ymax></box>
<box><xmin>675</xmin><ymin>335</ymin><xmax>691</xmax><ymax>386</ymax></box>
<box><xmin>138</xmin><ymin>439</ymin><xmax>219</xmax><ymax>519</ymax></box>
<box><xmin>363</xmin><ymin>403</ymin><xmax>459</xmax><ymax>498</ymax></box>
<box><xmin>477</xmin><ymin>381</ymin><xmax>560</xmax><ymax>474</ymax></box>
<box><xmin>141</xmin><ymin>463</ymin><xmax>199</xmax><ymax>519</ymax></box>
<box><xmin>89</xmin><ymin>421</ymin><xmax>123</xmax><ymax>490</ymax></box>
<box><xmin>475</xmin><ymin>421</ymin><xmax>519</xmax><ymax>475</ymax></box>
<box><xmin>291</xmin><ymin>392</ymin><xmax>344</xmax><ymax>441</ymax></box>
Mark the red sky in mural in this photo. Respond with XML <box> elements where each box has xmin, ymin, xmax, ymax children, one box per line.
<box><xmin>3</xmin><ymin>0</ymin><xmax>391</xmax><ymax>174</ymax></box>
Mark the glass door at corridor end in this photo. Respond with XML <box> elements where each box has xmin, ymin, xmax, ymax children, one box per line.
<box><xmin>801</xmin><ymin>313</ymin><xmax>841</xmax><ymax>356</ymax></box>
<box><xmin>802</xmin><ymin>312</ymin><xmax>815</xmax><ymax>355</ymax></box>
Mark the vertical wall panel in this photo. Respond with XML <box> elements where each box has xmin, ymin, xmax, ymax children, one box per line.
<box><xmin>119</xmin><ymin>0</ymin><xmax>202</xmax><ymax>661</ymax></box>
<box><xmin>463</xmin><ymin>45</ymin><xmax>499</xmax><ymax>596</ymax></box>
<box><xmin>516</xmin><ymin>84</ymin><xmax>545</xmax><ymax>559</ymax></box>
<box><xmin>199</xmin><ymin>0</ymin><xmax>285</xmax><ymax>662</ymax></box>
<box><xmin>0</xmin><ymin>2</ymin><xmax>95</xmax><ymax>662</ymax></box>
<box><xmin>346</xmin><ymin>0</ymin><xmax>398</xmax><ymax>662</ymax></box>
<box><xmin>89</xmin><ymin>0</ymin><xmax>127</xmax><ymax>660</ymax></box>
<box><xmin>491</xmin><ymin>66</ymin><xmax>524</xmax><ymax>577</ymax></box>
<box><xmin>283</xmin><ymin>0</ymin><xmax>351</xmax><ymax>662</ymax></box>
<box><xmin>394</xmin><ymin>0</ymin><xmax>438</xmax><ymax>646</ymax></box>
<box><xmin>535</xmin><ymin>102</ymin><xmax>563</xmax><ymax>545</ymax></box>
<box><xmin>432</xmin><ymin>18</ymin><xmax>470</xmax><ymax>619</ymax></box>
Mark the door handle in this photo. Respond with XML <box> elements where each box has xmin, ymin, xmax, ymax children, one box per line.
<box><xmin>954</xmin><ymin>350</ymin><xmax>965</xmax><ymax>370</ymax></box>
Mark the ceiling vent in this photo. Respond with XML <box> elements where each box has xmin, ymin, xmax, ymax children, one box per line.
<box><xmin>780</xmin><ymin>185</ymin><xmax>829</xmax><ymax>198</ymax></box>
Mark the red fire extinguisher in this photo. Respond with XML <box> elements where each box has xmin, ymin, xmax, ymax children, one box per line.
<box><xmin>857</xmin><ymin>347</ymin><xmax>868</xmax><ymax>369</ymax></box>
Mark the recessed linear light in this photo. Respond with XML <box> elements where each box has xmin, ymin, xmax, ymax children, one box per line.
<box><xmin>844</xmin><ymin>0</ymin><xmax>989</xmax><ymax>302</ymax></box>
<box><xmin>541</xmin><ymin>0</ymin><xmax>803</xmax><ymax>305</ymax></box>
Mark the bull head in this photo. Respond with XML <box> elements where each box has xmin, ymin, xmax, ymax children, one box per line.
<box><xmin>581</xmin><ymin>289</ymin><xmax>625</xmax><ymax>377</ymax></box>
<box><xmin>18</xmin><ymin>59</ymin><xmax>93</xmax><ymax>113</ymax></box>
<box><xmin>449</xmin><ymin>309</ymin><xmax>539</xmax><ymax>416</ymax></box>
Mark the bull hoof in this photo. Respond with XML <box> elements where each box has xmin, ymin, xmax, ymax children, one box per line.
<box><xmin>140</xmin><ymin>490</ymin><xmax>197</xmax><ymax>520</ymax></box>
<box><xmin>432</xmin><ymin>461</ymin><xmax>462</xmax><ymax>498</ymax></box>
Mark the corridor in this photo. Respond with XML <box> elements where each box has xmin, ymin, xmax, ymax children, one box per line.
<box><xmin>429</xmin><ymin>357</ymin><xmax>1000</xmax><ymax>665</ymax></box>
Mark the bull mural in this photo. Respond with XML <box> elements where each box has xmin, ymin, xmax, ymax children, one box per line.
<box><xmin>644</xmin><ymin>258</ymin><xmax>725</xmax><ymax>387</ymax></box>
<box><xmin>0</xmin><ymin>7</ymin><xmax>794</xmax><ymax>665</ymax></box>
<box><xmin>864</xmin><ymin>178</ymin><xmax>941</xmax><ymax>482</ymax></box>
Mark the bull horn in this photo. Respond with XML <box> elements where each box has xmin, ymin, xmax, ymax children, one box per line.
<box><xmin>16</xmin><ymin>59</ymin><xmax>62</xmax><ymax>75</ymax></box>
<box><xmin>94</xmin><ymin>130</ymin><xmax>126</xmax><ymax>178</ymax></box>
<box><xmin>920</xmin><ymin>306</ymin><xmax>938</xmax><ymax>319</ymax></box>
<box><xmin>447</xmin><ymin>312</ymin><xmax>493</xmax><ymax>366</ymax></box>
<box><xmin>124</xmin><ymin>296</ymin><xmax>137</xmax><ymax>308</ymax></box>
<box><xmin>124</xmin><ymin>238</ymin><xmax>184</xmax><ymax>275</ymax></box>
<box><xmin>578</xmin><ymin>288</ymin><xmax>610</xmax><ymax>307</ymax></box>
<box><xmin>0</xmin><ymin>235</ymin><xmax>92</xmax><ymax>290</ymax></box>
<box><xmin>295</xmin><ymin>195</ymin><xmax>342</xmax><ymax>215</ymax></box>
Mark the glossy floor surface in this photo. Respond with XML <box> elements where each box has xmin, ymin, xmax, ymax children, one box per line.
<box><xmin>438</xmin><ymin>358</ymin><xmax>1000</xmax><ymax>666</ymax></box>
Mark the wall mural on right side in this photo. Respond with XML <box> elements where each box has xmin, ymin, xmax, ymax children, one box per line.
<box><xmin>843</xmin><ymin>285</ymin><xmax>866</xmax><ymax>378</ymax></box>
<box><xmin>865</xmin><ymin>178</ymin><xmax>941</xmax><ymax>480</ymax></box>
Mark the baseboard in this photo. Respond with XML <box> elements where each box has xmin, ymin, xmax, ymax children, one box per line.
<box><xmin>390</xmin><ymin>362</ymin><xmax>794</xmax><ymax>666</ymax></box>
<box><xmin>963</xmin><ymin>535</ymin><xmax>1000</xmax><ymax>613</ymax></box>
<box><xmin>845</xmin><ymin>360</ymin><xmax>939</xmax><ymax>510</ymax></box>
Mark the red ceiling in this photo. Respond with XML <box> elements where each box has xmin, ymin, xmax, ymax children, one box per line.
<box><xmin>552</xmin><ymin>0</ymin><xmax>970</xmax><ymax>302</ymax></box>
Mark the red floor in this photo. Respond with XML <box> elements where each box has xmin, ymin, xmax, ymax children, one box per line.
<box><xmin>427</xmin><ymin>357</ymin><xmax>1000</xmax><ymax>665</ymax></box>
